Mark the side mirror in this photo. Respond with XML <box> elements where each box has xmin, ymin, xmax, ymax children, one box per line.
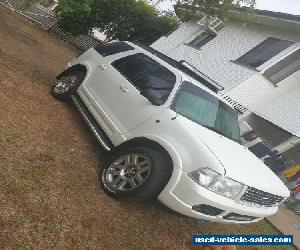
<box><xmin>141</xmin><ymin>88</ymin><xmax>164</xmax><ymax>106</ymax></box>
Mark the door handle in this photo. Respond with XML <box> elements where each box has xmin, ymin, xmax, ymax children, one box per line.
<box><xmin>99</xmin><ymin>64</ymin><xmax>107</xmax><ymax>70</ymax></box>
<box><xmin>120</xmin><ymin>85</ymin><xmax>129</xmax><ymax>93</ymax></box>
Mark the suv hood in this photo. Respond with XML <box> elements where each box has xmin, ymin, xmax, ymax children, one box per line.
<box><xmin>181</xmin><ymin>117</ymin><xmax>290</xmax><ymax>198</ymax></box>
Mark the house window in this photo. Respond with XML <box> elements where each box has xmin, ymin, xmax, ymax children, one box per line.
<box><xmin>236</xmin><ymin>38</ymin><xmax>294</xmax><ymax>69</ymax></box>
<box><xmin>263</xmin><ymin>49</ymin><xmax>300</xmax><ymax>84</ymax></box>
<box><xmin>188</xmin><ymin>32</ymin><xmax>216</xmax><ymax>49</ymax></box>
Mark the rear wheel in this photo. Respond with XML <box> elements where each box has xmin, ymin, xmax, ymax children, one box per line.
<box><xmin>100</xmin><ymin>146</ymin><xmax>172</xmax><ymax>201</ymax></box>
<box><xmin>51</xmin><ymin>70</ymin><xmax>85</xmax><ymax>101</ymax></box>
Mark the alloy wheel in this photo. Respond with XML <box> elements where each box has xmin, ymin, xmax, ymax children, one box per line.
<box><xmin>104</xmin><ymin>153</ymin><xmax>152</xmax><ymax>192</ymax></box>
<box><xmin>53</xmin><ymin>75</ymin><xmax>78</xmax><ymax>94</ymax></box>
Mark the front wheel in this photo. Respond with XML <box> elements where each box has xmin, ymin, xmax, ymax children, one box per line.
<box><xmin>51</xmin><ymin>70</ymin><xmax>85</xmax><ymax>101</ymax></box>
<box><xmin>100</xmin><ymin>146</ymin><xmax>172</xmax><ymax>201</ymax></box>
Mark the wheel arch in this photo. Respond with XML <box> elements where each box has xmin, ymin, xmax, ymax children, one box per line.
<box><xmin>56</xmin><ymin>64</ymin><xmax>87</xmax><ymax>79</ymax></box>
<box><xmin>116</xmin><ymin>136</ymin><xmax>182</xmax><ymax>172</ymax></box>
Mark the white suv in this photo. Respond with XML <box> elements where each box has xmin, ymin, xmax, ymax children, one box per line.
<box><xmin>51</xmin><ymin>41</ymin><xmax>289</xmax><ymax>223</ymax></box>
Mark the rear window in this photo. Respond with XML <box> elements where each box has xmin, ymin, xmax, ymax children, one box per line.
<box><xmin>94</xmin><ymin>42</ymin><xmax>134</xmax><ymax>57</ymax></box>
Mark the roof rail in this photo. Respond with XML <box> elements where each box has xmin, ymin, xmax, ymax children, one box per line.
<box><xmin>132</xmin><ymin>42</ymin><xmax>224</xmax><ymax>93</ymax></box>
<box><xmin>179</xmin><ymin>60</ymin><xmax>224</xmax><ymax>92</ymax></box>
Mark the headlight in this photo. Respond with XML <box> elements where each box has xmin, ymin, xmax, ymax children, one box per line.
<box><xmin>188</xmin><ymin>168</ymin><xmax>244</xmax><ymax>199</ymax></box>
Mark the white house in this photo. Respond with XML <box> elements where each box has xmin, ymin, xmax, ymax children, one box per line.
<box><xmin>151</xmin><ymin>8</ymin><xmax>300</xmax><ymax>164</ymax></box>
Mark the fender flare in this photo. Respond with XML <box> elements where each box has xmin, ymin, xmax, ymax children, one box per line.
<box><xmin>117</xmin><ymin>134</ymin><xmax>183</xmax><ymax>171</ymax></box>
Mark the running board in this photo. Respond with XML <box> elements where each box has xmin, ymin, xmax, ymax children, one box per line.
<box><xmin>71</xmin><ymin>95</ymin><xmax>113</xmax><ymax>151</ymax></box>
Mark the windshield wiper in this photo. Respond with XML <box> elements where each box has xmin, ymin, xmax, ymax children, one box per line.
<box><xmin>201</xmin><ymin>124</ymin><xmax>224</xmax><ymax>136</ymax></box>
<box><xmin>200</xmin><ymin>124</ymin><xmax>240</xmax><ymax>143</ymax></box>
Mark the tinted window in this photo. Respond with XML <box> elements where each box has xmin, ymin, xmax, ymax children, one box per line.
<box><xmin>236</xmin><ymin>38</ymin><xmax>294</xmax><ymax>68</ymax></box>
<box><xmin>113</xmin><ymin>53</ymin><xmax>160</xmax><ymax>82</ymax></box>
<box><xmin>113</xmin><ymin>53</ymin><xmax>176</xmax><ymax>103</ymax></box>
<box><xmin>264</xmin><ymin>49</ymin><xmax>300</xmax><ymax>84</ymax></box>
<box><xmin>94</xmin><ymin>42</ymin><xmax>134</xmax><ymax>57</ymax></box>
<box><xmin>172</xmin><ymin>82</ymin><xmax>240</xmax><ymax>142</ymax></box>
<box><xmin>136</xmin><ymin>68</ymin><xmax>176</xmax><ymax>102</ymax></box>
<box><xmin>135</xmin><ymin>68</ymin><xmax>176</xmax><ymax>90</ymax></box>
<box><xmin>188</xmin><ymin>32</ymin><xmax>216</xmax><ymax>49</ymax></box>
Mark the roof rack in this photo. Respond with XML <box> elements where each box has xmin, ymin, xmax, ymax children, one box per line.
<box><xmin>179</xmin><ymin>60</ymin><xmax>224</xmax><ymax>92</ymax></box>
<box><xmin>133</xmin><ymin>42</ymin><xmax>224</xmax><ymax>93</ymax></box>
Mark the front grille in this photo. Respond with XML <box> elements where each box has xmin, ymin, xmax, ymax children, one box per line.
<box><xmin>240</xmin><ymin>187</ymin><xmax>284</xmax><ymax>207</ymax></box>
<box><xmin>192</xmin><ymin>204</ymin><xmax>224</xmax><ymax>216</ymax></box>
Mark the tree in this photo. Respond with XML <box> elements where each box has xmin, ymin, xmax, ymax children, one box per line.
<box><xmin>147</xmin><ymin>0</ymin><xmax>167</xmax><ymax>7</ymax></box>
<box><xmin>56</xmin><ymin>0</ymin><xmax>92</xmax><ymax>34</ymax></box>
<box><xmin>57</xmin><ymin>0</ymin><xmax>179</xmax><ymax>45</ymax></box>
<box><xmin>174</xmin><ymin>0</ymin><xmax>256</xmax><ymax>21</ymax></box>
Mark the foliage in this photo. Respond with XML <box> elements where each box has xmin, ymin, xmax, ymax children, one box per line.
<box><xmin>57</xmin><ymin>0</ymin><xmax>92</xmax><ymax>35</ymax></box>
<box><xmin>57</xmin><ymin>0</ymin><xmax>179</xmax><ymax>45</ymax></box>
<box><xmin>175</xmin><ymin>0</ymin><xmax>256</xmax><ymax>21</ymax></box>
<box><xmin>147</xmin><ymin>0</ymin><xmax>166</xmax><ymax>6</ymax></box>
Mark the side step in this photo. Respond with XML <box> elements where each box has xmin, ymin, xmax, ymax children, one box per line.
<box><xmin>71</xmin><ymin>95</ymin><xmax>113</xmax><ymax>151</ymax></box>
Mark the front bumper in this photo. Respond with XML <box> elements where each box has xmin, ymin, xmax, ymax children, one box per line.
<box><xmin>158</xmin><ymin>168</ymin><xmax>278</xmax><ymax>223</ymax></box>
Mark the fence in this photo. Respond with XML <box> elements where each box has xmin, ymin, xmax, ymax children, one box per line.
<box><xmin>0</xmin><ymin>0</ymin><xmax>102</xmax><ymax>51</ymax></box>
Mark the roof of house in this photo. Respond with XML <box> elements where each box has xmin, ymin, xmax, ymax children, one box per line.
<box><xmin>174</xmin><ymin>4</ymin><xmax>300</xmax><ymax>32</ymax></box>
<box><xmin>238</xmin><ymin>8</ymin><xmax>300</xmax><ymax>22</ymax></box>
<box><xmin>230</xmin><ymin>8</ymin><xmax>300</xmax><ymax>33</ymax></box>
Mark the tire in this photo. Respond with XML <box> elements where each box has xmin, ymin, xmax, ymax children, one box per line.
<box><xmin>100</xmin><ymin>146</ymin><xmax>172</xmax><ymax>201</ymax></box>
<box><xmin>51</xmin><ymin>70</ymin><xmax>85</xmax><ymax>101</ymax></box>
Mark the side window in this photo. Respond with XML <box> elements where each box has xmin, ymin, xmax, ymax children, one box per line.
<box><xmin>113</xmin><ymin>53</ymin><xmax>176</xmax><ymax>103</ymax></box>
<box><xmin>112</xmin><ymin>53</ymin><xmax>160</xmax><ymax>83</ymax></box>
<box><xmin>135</xmin><ymin>68</ymin><xmax>176</xmax><ymax>90</ymax></box>
<box><xmin>188</xmin><ymin>32</ymin><xmax>216</xmax><ymax>49</ymax></box>
<box><xmin>94</xmin><ymin>42</ymin><xmax>134</xmax><ymax>57</ymax></box>
<box><xmin>136</xmin><ymin>68</ymin><xmax>176</xmax><ymax>102</ymax></box>
<box><xmin>236</xmin><ymin>38</ymin><xmax>294</xmax><ymax>69</ymax></box>
<box><xmin>263</xmin><ymin>49</ymin><xmax>300</xmax><ymax>84</ymax></box>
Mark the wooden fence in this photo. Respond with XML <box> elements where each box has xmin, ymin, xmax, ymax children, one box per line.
<box><xmin>0</xmin><ymin>0</ymin><xmax>102</xmax><ymax>51</ymax></box>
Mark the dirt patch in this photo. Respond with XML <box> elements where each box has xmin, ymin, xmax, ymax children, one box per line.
<box><xmin>1</xmin><ymin>15</ymin><xmax>39</xmax><ymax>46</ymax></box>
<box><xmin>0</xmin><ymin>6</ymin><xmax>295</xmax><ymax>250</ymax></box>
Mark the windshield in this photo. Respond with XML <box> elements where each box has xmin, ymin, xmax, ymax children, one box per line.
<box><xmin>172</xmin><ymin>82</ymin><xmax>240</xmax><ymax>142</ymax></box>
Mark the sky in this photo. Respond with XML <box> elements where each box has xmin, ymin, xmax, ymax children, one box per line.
<box><xmin>157</xmin><ymin>0</ymin><xmax>300</xmax><ymax>15</ymax></box>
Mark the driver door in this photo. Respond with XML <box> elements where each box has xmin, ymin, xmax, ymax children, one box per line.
<box><xmin>82</xmin><ymin>52</ymin><xmax>178</xmax><ymax>139</ymax></box>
